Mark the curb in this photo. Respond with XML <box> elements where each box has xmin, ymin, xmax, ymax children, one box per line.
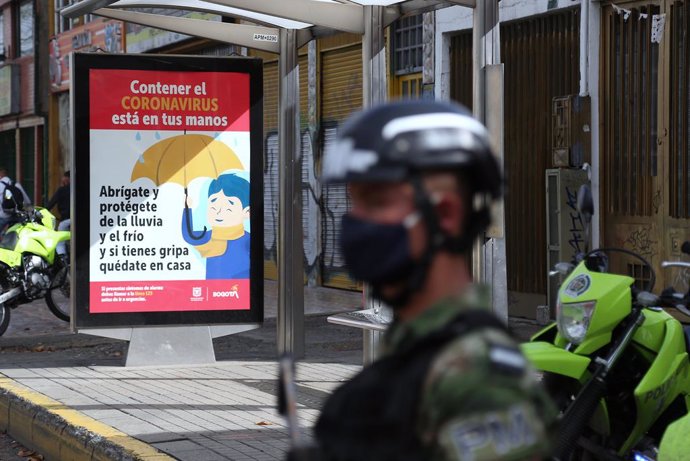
<box><xmin>0</xmin><ymin>377</ymin><xmax>174</xmax><ymax>461</ymax></box>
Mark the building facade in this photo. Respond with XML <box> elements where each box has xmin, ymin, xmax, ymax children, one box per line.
<box><xmin>0</xmin><ymin>0</ymin><xmax>48</xmax><ymax>204</ymax></box>
<box><xmin>63</xmin><ymin>0</ymin><xmax>689</xmax><ymax>318</ymax></box>
<box><xmin>435</xmin><ymin>0</ymin><xmax>690</xmax><ymax>316</ymax></box>
<box><xmin>48</xmin><ymin>1</ymin><xmax>125</xmax><ymax>207</ymax></box>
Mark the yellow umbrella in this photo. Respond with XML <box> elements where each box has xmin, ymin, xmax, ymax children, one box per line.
<box><xmin>131</xmin><ymin>133</ymin><xmax>243</xmax><ymax>186</ymax></box>
<box><xmin>131</xmin><ymin>133</ymin><xmax>245</xmax><ymax>240</ymax></box>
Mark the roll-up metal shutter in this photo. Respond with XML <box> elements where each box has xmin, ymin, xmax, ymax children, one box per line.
<box><xmin>264</xmin><ymin>54</ymin><xmax>311</xmax><ymax>281</ymax></box>
<box><xmin>302</xmin><ymin>131</ymin><xmax>320</xmax><ymax>281</ymax></box>
<box><xmin>320</xmin><ymin>43</ymin><xmax>362</xmax><ymax>289</ymax></box>
<box><xmin>321</xmin><ymin>44</ymin><xmax>363</xmax><ymax>123</ymax></box>
<box><xmin>500</xmin><ymin>10</ymin><xmax>579</xmax><ymax>298</ymax></box>
<box><xmin>321</xmin><ymin>125</ymin><xmax>359</xmax><ymax>290</ymax></box>
<box><xmin>299</xmin><ymin>53</ymin><xmax>308</xmax><ymax>128</ymax></box>
<box><xmin>263</xmin><ymin>60</ymin><xmax>279</xmax><ymax>134</ymax></box>
<box><xmin>262</xmin><ymin>60</ymin><xmax>279</xmax><ymax>279</ymax></box>
<box><xmin>450</xmin><ymin>9</ymin><xmax>579</xmax><ymax>316</ymax></box>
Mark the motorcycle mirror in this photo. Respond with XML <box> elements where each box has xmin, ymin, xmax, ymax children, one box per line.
<box><xmin>551</xmin><ymin>262</ymin><xmax>575</xmax><ymax>277</ymax></box>
<box><xmin>577</xmin><ymin>185</ymin><xmax>594</xmax><ymax>223</ymax></box>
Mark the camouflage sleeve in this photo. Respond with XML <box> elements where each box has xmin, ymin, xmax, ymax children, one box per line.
<box><xmin>418</xmin><ymin>329</ymin><xmax>556</xmax><ymax>461</ymax></box>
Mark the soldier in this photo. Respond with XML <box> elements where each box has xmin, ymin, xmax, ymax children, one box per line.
<box><xmin>300</xmin><ymin>100</ymin><xmax>555</xmax><ymax>460</ymax></box>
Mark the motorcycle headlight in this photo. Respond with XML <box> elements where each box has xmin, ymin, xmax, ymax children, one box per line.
<box><xmin>557</xmin><ymin>300</ymin><xmax>596</xmax><ymax>344</ymax></box>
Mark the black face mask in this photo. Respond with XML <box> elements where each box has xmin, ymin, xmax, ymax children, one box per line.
<box><xmin>340</xmin><ymin>213</ymin><xmax>418</xmax><ymax>286</ymax></box>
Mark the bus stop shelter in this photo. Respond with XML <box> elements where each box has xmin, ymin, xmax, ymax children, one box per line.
<box><xmin>62</xmin><ymin>0</ymin><xmax>505</xmax><ymax>360</ymax></box>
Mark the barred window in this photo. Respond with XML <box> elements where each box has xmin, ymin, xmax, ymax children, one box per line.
<box><xmin>54</xmin><ymin>0</ymin><xmax>93</xmax><ymax>34</ymax></box>
<box><xmin>391</xmin><ymin>14</ymin><xmax>423</xmax><ymax>75</ymax></box>
<box><xmin>55</xmin><ymin>0</ymin><xmax>70</xmax><ymax>34</ymax></box>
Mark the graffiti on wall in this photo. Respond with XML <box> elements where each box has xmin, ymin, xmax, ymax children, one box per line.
<box><xmin>264</xmin><ymin>134</ymin><xmax>279</xmax><ymax>265</ymax></box>
<box><xmin>264</xmin><ymin>130</ymin><xmax>322</xmax><ymax>284</ymax></box>
<box><xmin>302</xmin><ymin>131</ymin><xmax>321</xmax><ymax>283</ymax></box>
<box><xmin>321</xmin><ymin>125</ymin><xmax>350</xmax><ymax>276</ymax></box>
<box><xmin>565</xmin><ymin>186</ymin><xmax>586</xmax><ymax>254</ymax></box>
<box><xmin>625</xmin><ymin>227</ymin><xmax>658</xmax><ymax>259</ymax></box>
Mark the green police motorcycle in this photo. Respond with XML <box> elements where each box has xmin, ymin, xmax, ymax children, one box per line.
<box><xmin>521</xmin><ymin>186</ymin><xmax>690</xmax><ymax>460</ymax></box>
<box><xmin>655</xmin><ymin>249</ymin><xmax>690</xmax><ymax>461</ymax></box>
<box><xmin>0</xmin><ymin>200</ymin><xmax>71</xmax><ymax>336</ymax></box>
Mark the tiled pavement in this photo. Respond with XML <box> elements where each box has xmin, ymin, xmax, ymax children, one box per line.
<box><xmin>1</xmin><ymin>360</ymin><xmax>359</xmax><ymax>460</ymax></box>
<box><xmin>0</xmin><ymin>282</ymin><xmax>365</xmax><ymax>460</ymax></box>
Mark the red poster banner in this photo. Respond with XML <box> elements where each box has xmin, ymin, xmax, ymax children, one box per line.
<box><xmin>90</xmin><ymin>279</ymin><xmax>250</xmax><ymax>313</ymax></box>
<box><xmin>89</xmin><ymin>69</ymin><xmax>250</xmax><ymax>131</ymax></box>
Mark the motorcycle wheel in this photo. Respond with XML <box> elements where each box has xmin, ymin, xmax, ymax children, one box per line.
<box><xmin>0</xmin><ymin>304</ymin><xmax>10</xmax><ymax>336</ymax></box>
<box><xmin>544</xmin><ymin>373</ymin><xmax>602</xmax><ymax>461</ymax></box>
<box><xmin>45</xmin><ymin>265</ymin><xmax>70</xmax><ymax>322</ymax></box>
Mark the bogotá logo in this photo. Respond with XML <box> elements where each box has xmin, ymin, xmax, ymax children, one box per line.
<box><xmin>212</xmin><ymin>284</ymin><xmax>240</xmax><ymax>299</ymax></box>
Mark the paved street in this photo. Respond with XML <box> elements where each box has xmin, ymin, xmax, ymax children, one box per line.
<box><xmin>2</xmin><ymin>297</ymin><xmax>72</xmax><ymax>339</ymax></box>
<box><xmin>0</xmin><ymin>282</ymin><xmax>364</xmax><ymax>367</ymax></box>
<box><xmin>0</xmin><ymin>430</ymin><xmax>45</xmax><ymax>460</ymax></box>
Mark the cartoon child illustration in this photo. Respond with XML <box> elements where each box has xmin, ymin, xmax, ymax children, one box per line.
<box><xmin>182</xmin><ymin>173</ymin><xmax>250</xmax><ymax>280</ymax></box>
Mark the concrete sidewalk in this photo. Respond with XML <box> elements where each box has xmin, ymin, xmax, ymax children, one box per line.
<box><xmin>0</xmin><ymin>358</ymin><xmax>359</xmax><ymax>460</ymax></box>
<box><xmin>0</xmin><ymin>282</ymin><xmax>364</xmax><ymax>461</ymax></box>
<box><xmin>0</xmin><ymin>282</ymin><xmax>539</xmax><ymax>460</ymax></box>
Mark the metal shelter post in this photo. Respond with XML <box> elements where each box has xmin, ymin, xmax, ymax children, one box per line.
<box><xmin>361</xmin><ymin>5</ymin><xmax>388</xmax><ymax>364</ymax></box>
<box><xmin>472</xmin><ymin>0</ymin><xmax>507</xmax><ymax>321</ymax></box>
<box><xmin>277</xmin><ymin>28</ymin><xmax>305</xmax><ymax>357</ymax></box>
<box><xmin>363</xmin><ymin>5</ymin><xmax>387</xmax><ymax>108</ymax></box>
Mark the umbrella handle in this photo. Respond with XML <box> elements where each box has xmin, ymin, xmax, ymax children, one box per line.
<box><xmin>184</xmin><ymin>206</ymin><xmax>208</xmax><ymax>240</ymax></box>
<box><xmin>184</xmin><ymin>188</ymin><xmax>208</xmax><ymax>241</ymax></box>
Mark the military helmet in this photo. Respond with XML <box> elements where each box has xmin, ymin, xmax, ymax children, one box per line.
<box><xmin>321</xmin><ymin>99</ymin><xmax>503</xmax><ymax>200</ymax></box>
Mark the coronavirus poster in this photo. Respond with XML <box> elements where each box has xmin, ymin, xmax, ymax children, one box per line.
<box><xmin>72</xmin><ymin>53</ymin><xmax>263</xmax><ymax>328</ymax></box>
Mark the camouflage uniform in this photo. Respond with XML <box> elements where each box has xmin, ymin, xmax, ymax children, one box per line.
<box><xmin>382</xmin><ymin>286</ymin><xmax>556</xmax><ymax>461</ymax></box>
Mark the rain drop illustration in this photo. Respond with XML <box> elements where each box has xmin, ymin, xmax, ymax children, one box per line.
<box><xmin>135</xmin><ymin>132</ymin><xmax>141</xmax><ymax>141</ymax></box>
<box><xmin>137</xmin><ymin>154</ymin><xmax>145</xmax><ymax>164</ymax></box>
<box><xmin>155</xmin><ymin>131</ymin><xmax>161</xmax><ymax>139</ymax></box>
